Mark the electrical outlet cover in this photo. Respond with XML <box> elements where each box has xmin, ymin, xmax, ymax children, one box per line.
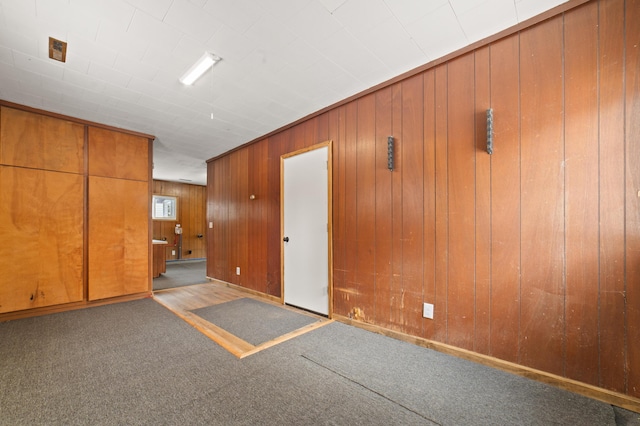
<box><xmin>423</xmin><ymin>303</ymin><xmax>434</xmax><ymax>319</ymax></box>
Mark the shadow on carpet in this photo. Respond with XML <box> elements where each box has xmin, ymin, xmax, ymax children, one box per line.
<box><xmin>191</xmin><ymin>298</ymin><xmax>319</xmax><ymax>346</ymax></box>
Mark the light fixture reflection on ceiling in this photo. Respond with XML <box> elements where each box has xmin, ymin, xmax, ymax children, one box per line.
<box><xmin>179</xmin><ymin>52</ymin><xmax>221</xmax><ymax>85</ymax></box>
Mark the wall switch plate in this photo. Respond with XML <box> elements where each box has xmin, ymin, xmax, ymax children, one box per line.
<box><xmin>171</xmin><ymin>250</ymin><xmax>176</xmax><ymax>256</ymax></box>
<box><xmin>236</xmin><ymin>267</ymin><xmax>240</xmax><ymax>275</ymax></box>
<box><xmin>209</xmin><ymin>222</ymin><xmax>213</xmax><ymax>228</ymax></box>
<box><xmin>423</xmin><ymin>303</ymin><xmax>434</xmax><ymax>319</ymax></box>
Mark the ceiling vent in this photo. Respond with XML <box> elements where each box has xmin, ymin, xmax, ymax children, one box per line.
<box><xmin>48</xmin><ymin>37</ymin><xmax>67</xmax><ymax>63</ymax></box>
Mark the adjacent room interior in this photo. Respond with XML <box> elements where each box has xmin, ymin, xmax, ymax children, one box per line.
<box><xmin>0</xmin><ymin>0</ymin><xmax>639</xmax><ymax>424</ymax></box>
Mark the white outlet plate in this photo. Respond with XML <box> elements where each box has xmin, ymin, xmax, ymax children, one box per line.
<box><xmin>171</xmin><ymin>250</ymin><xmax>176</xmax><ymax>256</ymax></box>
<box><xmin>209</xmin><ymin>222</ymin><xmax>213</xmax><ymax>228</ymax></box>
<box><xmin>423</xmin><ymin>303</ymin><xmax>434</xmax><ymax>319</ymax></box>
<box><xmin>236</xmin><ymin>266</ymin><xmax>240</xmax><ymax>275</ymax></box>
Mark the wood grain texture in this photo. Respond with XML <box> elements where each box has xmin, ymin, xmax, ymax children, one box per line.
<box><xmin>625</xmin><ymin>0</ymin><xmax>640</xmax><ymax>399</ymax></box>
<box><xmin>248</xmin><ymin>139</ymin><xmax>268</xmax><ymax>292</ymax></box>
<box><xmin>433</xmin><ymin>64</ymin><xmax>448</xmax><ymax>342</ymax></box>
<box><xmin>208</xmin><ymin>156</ymin><xmax>230</xmax><ymax>282</ymax></box>
<box><xmin>88</xmin><ymin>126</ymin><xmax>148</xmax><ymax>181</ymax></box>
<box><xmin>153</xmin><ymin>243</ymin><xmax>167</xmax><ymax>278</ymax></box>
<box><xmin>474</xmin><ymin>46</ymin><xmax>491</xmax><ymax>355</ymax></box>
<box><xmin>88</xmin><ymin>176</ymin><xmax>149</xmax><ymax>300</ymax></box>
<box><xmin>0</xmin><ymin>106</ymin><xmax>84</xmax><ymax>174</ymax></box>
<box><xmin>422</xmin><ymin>69</ymin><xmax>436</xmax><ymax>339</ymax></box>
<box><xmin>389</xmin><ymin>83</ymin><xmax>404</xmax><ymax>332</ymax></box>
<box><xmin>446</xmin><ymin>53</ymin><xmax>476</xmax><ymax>350</ymax></box>
<box><xmin>374</xmin><ymin>87</ymin><xmax>393</xmax><ymax>329</ymax></box>
<box><xmin>354</xmin><ymin>94</ymin><xmax>376</xmax><ymax>322</ymax></box>
<box><xmin>0</xmin><ymin>166</ymin><xmax>84</xmax><ymax>313</ymax></box>
<box><xmin>266</xmin><ymin>134</ymin><xmax>284</xmax><ymax>297</ymax></box>
<box><xmin>519</xmin><ymin>16</ymin><xmax>565</xmax><ymax>376</ymax></box>
<box><xmin>563</xmin><ymin>1</ymin><xmax>600</xmax><ymax>387</ymax></box>
<box><xmin>331</xmin><ymin>106</ymin><xmax>348</xmax><ymax>316</ymax></box>
<box><xmin>400</xmin><ymin>74</ymin><xmax>424</xmax><ymax>336</ymax></box>
<box><xmin>343</xmin><ymin>101</ymin><xmax>358</xmax><ymax>317</ymax></box>
<box><xmin>489</xmin><ymin>34</ymin><xmax>521</xmax><ymax>363</ymax></box>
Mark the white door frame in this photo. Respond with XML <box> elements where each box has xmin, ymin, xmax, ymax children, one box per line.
<box><xmin>280</xmin><ymin>140</ymin><xmax>333</xmax><ymax>317</ymax></box>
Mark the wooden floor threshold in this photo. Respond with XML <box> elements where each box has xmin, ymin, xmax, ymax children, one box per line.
<box><xmin>153</xmin><ymin>282</ymin><xmax>332</xmax><ymax>358</ymax></box>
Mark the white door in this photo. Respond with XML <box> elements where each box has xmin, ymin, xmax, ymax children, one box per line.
<box><xmin>282</xmin><ymin>143</ymin><xmax>331</xmax><ymax>316</ymax></box>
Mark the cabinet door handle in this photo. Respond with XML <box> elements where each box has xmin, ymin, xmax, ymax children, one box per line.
<box><xmin>283</xmin><ymin>236</ymin><xmax>289</xmax><ymax>242</ymax></box>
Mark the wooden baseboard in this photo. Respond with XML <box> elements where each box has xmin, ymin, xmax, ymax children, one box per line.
<box><xmin>333</xmin><ymin>314</ymin><xmax>640</xmax><ymax>414</ymax></box>
<box><xmin>0</xmin><ymin>292</ymin><xmax>152</xmax><ymax>322</ymax></box>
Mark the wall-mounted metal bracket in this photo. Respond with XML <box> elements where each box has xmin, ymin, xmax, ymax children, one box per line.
<box><xmin>486</xmin><ymin>109</ymin><xmax>494</xmax><ymax>155</ymax></box>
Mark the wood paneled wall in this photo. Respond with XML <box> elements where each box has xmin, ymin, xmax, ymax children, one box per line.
<box><xmin>152</xmin><ymin>180</ymin><xmax>206</xmax><ymax>260</ymax></box>
<box><xmin>206</xmin><ymin>0</ymin><xmax>640</xmax><ymax>398</ymax></box>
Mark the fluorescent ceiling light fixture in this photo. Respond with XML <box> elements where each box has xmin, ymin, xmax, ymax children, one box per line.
<box><xmin>179</xmin><ymin>52</ymin><xmax>221</xmax><ymax>85</ymax></box>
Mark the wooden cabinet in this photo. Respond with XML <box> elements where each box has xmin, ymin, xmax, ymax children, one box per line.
<box><xmin>0</xmin><ymin>106</ymin><xmax>84</xmax><ymax>174</ymax></box>
<box><xmin>88</xmin><ymin>176</ymin><xmax>149</xmax><ymax>300</ymax></box>
<box><xmin>87</xmin><ymin>127</ymin><xmax>151</xmax><ymax>301</ymax></box>
<box><xmin>0</xmin><ymin>103</ymin><xmax>153</xmax><ymax>317</ymax></box>
<box><xmin>153</xmin><ymin>241</ymin><xmax>167</xmax><ymax>278</ymax></box>
<box><xmin>0</xmin><ymin>166</ymin><xmax>84</xmax><ymax>313</ymax></box>
<box><xmin>88</xmin><ymin>127</ymin><xmax>149</xmax><ymax>181</ymax></box>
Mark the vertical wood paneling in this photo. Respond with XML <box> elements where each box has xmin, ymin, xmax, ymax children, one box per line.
<box><xmin>401</xmin><ymin>75</ymin><xmax>424</xmax><ymax>336</ymax></box>
<box><xmin>203</xmin><ymin>0</ymin><xmax>640</xmax><ymax>399</ymax></box>
<box><xmin>625</xmin><ymin>0</ymin><xmax>640</xmax><ymax>399</ymax></box>
<box><xmin>343</xmin><ymin>101</ymin><xmax>358</xmax><ymax>316</ymax></box>
<box><xmin>230</xmin><ymin>148</ymin><xmax>249</xmax><ymax>286</ymax></box>
<box><xmin>564</xmin><ymin>1</ymin><xmax>600</xmax><ymax>386</ymax></box>
<box><xmin>206</xmin><ymin>164</ymin><xmax>215</xmax><ymax>279</ymax></box>
<box><xmin>422</xmin><ymin>69</ymin><xmax>437</xmax><ymax>339</ymax></box>
<box><xmin>153</xmin><ymin>180</ymin><xmax>206</xmax><ymax>260</ymax></box>
<box><xmin>489</xmin><ymin>35</ymin><xmax>521</xmax><ymax>363</ymax></box>
<box><xmin>374</xmin><ymin>87</ymin><xmax>393</xmax><ymax>328</ymax></box>
<box><xmin>316</xmin><ymin>112</ymin><xmax>329</xmax><ymax>143</ymax></box>
<box><xmin>474</xmin><ymin>46</ymin><xmax>492</xmax><ymax>355</ymax></box>
<box><xmin>355</xmin><ymin>94</ymin><xmax>376</xmax><ymax>320</ymax></box>
<box><xmin>331</xmin><ymin>106</ymin><xmax>348</xmax><ymax>315</ymax></box>
<box><xmin>447</xmin><ymin>53</ymin><xmax>476</xmax><ymax>350</ymax></box>
<box><xmin>267</xmin><ymin>134</ymin><xmax>284</xmax><ymax>297</ymax></box>
<box><xmin>519</xmin><ymin>17</ymin><xmax>565</xmax><ymax>375</ymax></box>
<box><xmin>211</xmin><ymin>156</ymin><xmax>230</xmax><ymax>282</ymax></box>
<box><xmin>248</xmin><ymin>139</ymin><xmax>268</xmax><ymax>292</ymax></box>
<box><xmin>389</xmin><ymin>83</ymin><xmax>404</xmax><ymax>330</ymax></box>
<box><xmin>434</xmin><ymin>65</ymin><xmax>449</xmax><ymax>342</ymax></box>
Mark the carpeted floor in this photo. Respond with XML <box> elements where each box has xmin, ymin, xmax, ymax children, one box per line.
<box><xmin>191</xmin><ymin>298</ymin><xmax>319</xmax><ymax>346</ymax></box>
<box><xmin>1</xmin><ymin>298</ymin><xmax>638</xmax><ymax>425</ymax></box>
<box><xmin>153</xmin><ymin>259</ymin><xmax>207</xmax><ymax>291</ymax></box>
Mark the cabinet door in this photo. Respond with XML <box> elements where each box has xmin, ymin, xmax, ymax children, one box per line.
<box><xmin>88</xmin><ymin>127</ymin><xmax>149</xmax><ymax>181</ymax></box>
<box><xmin>0</xmin><ymin>166</ymin><xmax>84</xmax><ymax>313</ymax></box>
<box><xmin>88</xmin><ymin>176</ymin><xmax>149</xmax><ymax>300</ymax></box>
<box><xmin>0</xmin><ymin>106</ymin><xmax>85</xmax><ymax>174</ymax></box>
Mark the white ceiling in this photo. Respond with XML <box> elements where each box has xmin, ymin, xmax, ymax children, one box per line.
<box><xmin>0</xmin><ymin>0</ymin><xmax>567</xmax><ymax>185</ymax></box>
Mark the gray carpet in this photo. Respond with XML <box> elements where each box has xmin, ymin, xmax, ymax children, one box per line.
<box><xmin>0</xmin><ymin>299</ymin><xmax>638</xmax><ymax>425</ymax></box>
<box><xmin>191</xmin><ymin>298</ymin><xmax>319</xmax><ymax>345</ymax></box>
<box><xmin>153</xmin><ymin>259</ymin><xmax>207</xmax><ymax>290</ymax></box>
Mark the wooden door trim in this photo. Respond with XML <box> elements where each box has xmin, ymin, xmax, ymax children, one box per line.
<box><xmin>280</xmin><ymin>140</ymin><xmax>333</xmax><ymax>318</ymax></box>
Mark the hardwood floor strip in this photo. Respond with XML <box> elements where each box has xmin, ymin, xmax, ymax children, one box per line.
<box><xmin>152</xmin><ymin>282</ymin><xmax>331</xmax><ymax>358</ymax></box>
<box><xmin>239</xmin><ymin>319</ymin><xmax>334</xmax><ymax>359</ymax></box>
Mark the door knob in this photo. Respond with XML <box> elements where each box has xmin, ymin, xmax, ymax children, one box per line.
<box><xmin>283</xmin><ymin>236</ymin><xmax>289</xmax><ymax>242</ymax></box>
